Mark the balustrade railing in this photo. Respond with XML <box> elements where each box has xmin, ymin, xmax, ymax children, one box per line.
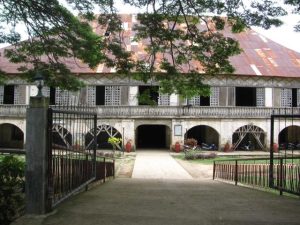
<box><xmin>1</xmin><ymin>104</ymin><xmax>300</xmax><ymax>119</ymax></box>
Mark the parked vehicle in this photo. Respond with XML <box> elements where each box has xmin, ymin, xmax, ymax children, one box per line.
<box><xmin>200</xmin><ymin>143</ymin><xmax>218</xmax><ymax>150</ymax></box>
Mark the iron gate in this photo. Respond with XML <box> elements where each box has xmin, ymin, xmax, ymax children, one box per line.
<box><xmin>270</xmin><ymin>111</ymin><xmax>300</xmax><ymax>195</ymax></box>
<box><xmin>48</xmin><ymin>108</ymin><xmax>98</xmax><ymax>207</ymax></box>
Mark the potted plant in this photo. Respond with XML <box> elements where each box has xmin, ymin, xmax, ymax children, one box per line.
<box><xmin>108</xmin><ymin>137</ymin><xmax>121</xmax><ymax>155</ymax></box>
<box><xmin>125</xmin><ymin>139</ymin><xmax>132</xmax><ymax>153</ymax></box>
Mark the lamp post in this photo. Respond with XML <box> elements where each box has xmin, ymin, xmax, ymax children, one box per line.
<box><xmin>34</xmin><ymin>71</ymin><xmax>44</xmax><ymax>97</ymax></box>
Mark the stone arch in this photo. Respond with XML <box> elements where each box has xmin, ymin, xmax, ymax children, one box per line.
<box><xmin>0</xmin><ymin>123</ymin><xmax>24</xmax><ymax>148</ymax></box>
<box><xmin>85</xmin><ymin>124</ymin><xmax>122</xmax><ymax>150</ymax></box>
<box><xmin>232</xmin><ymin>124</ymin><xmax>266</xmax><ymax>150</ymax></box>
<box><xmin>136</xmin><ymin>124</ymin><xmax>171</xmax><ymax>149</ymax></box>
<box><xmin>52</xmin><ymin>124</ymin><xmax>72</xmax><ymax>148</ymax></box>
<box><xmin>278</xmin><ymin>125</ymin><xmax>300</xmax><ymax>149</ymax></box>
<box><xmin>185</xmin><ymin>125</ymin><xmax>220</xmax><ymax>148</ymax></box>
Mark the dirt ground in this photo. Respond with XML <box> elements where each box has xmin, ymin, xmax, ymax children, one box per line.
<box><xmin>115</xmin><ymin>152</ymin><xmax>136</xmax><ymax>178</ymax></box>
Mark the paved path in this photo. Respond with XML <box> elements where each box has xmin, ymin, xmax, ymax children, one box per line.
<box><xmin>14</xmin><ymin>150</ymin><xmax>300</xmax><ymax>225</ymax></box>
<box><xmin>132</xmin><ymin>150</ymin><xmax>192</xmax><ymax>179</ymax></box>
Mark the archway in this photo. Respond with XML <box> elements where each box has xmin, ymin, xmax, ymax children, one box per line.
<box><xmin>85</xmin><ymin>125</ymin><xmax>122</xmax><ymax>150</ymax></box>
<box><xmin>278</xmin><ymin>125</ymin><xmax>300</xmax><ymax>149</ymax></box>
<box><xmin>136</xmin><ymin>125</ymin><xmax>170</xmax><ymax>149</ymax></box>
<box><xmin>232</xmin><ymin>124</ymin><xmax>265</xmax><ymax>150</ymax></box>
<box><xmin>52</xmin><ymin>124</ymin><xmax>72</xmax><ymax>148</ymax></box>
<box><xmin>0</xmin><ymin>123</ymin><xmax>24</xmax><ymax>149</ymax></box>
<box><xmin>185</xmin><ymin>125</ymin><xmax>219</xmax><ymax>148</ymax></box>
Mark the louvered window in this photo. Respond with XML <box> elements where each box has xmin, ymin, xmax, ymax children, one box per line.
<box><xmin>105</xmin><ymin>86</ymin><xmax>121</xmax><ymax>105</ymax></box>
<box><xmin>281</xmin><ymin>88</ymin><xmax>292</xmax><ymax>107</ymax></box>
<box><xmin>256</xmin><ymin>88</ymin><xmax>265</xmax><ymax>107</ymax></box>
<box><xmin>210</xmin><ymin>87</ymin><xmax>220</xmax><ymax>106</ymax></box>
<box><xmin>158</xmin><ymin>93</ymin><xmax>170</xmax><ymax>106</ymax></box>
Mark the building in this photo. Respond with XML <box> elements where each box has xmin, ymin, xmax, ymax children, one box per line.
<box><xmin>1</xmin><ymin>15</ymin><xmax>300</xmax><ymax>151</ymax></box>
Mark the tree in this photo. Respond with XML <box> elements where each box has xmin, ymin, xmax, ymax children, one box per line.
<box><xmin>284</xmin><ymin>0</ymin><xmax>300</xmax><ymax>31</ymax></box>
<box><xmin>0</xmin><ymin>0</ymin><xmax>293</xmax><ymax>97</ymax></box>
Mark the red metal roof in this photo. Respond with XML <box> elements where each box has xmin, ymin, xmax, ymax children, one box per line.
<box><xmin>1</xmin><ymin>14</ymin><xmax>300</xmax><ymax>78</ymax></box>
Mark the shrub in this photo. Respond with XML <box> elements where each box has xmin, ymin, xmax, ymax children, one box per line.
<box><xmin>184</xmin><ymin>138</ymin><xmax>197</xmax><ymax>147</ymax></box>
<box><xmin>0</xmin><ymin>155</ymin><xmax>25</xmax><ymax>225</ymax></box>
<box><xmin>184</xmin><ymin>151</ymin><xmax>217</xmax><ymax>160</ymax></box>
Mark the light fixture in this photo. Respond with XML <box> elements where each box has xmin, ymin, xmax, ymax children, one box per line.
<box><xmin>34</xmin><ymin>71</ymin><xmax>44</xmax><ymax>97</ymax></box>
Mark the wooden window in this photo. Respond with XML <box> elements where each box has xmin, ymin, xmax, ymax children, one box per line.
<box><xmin>281</xmin><ymin>88</ymin><xmax>292</xmax><ymax>107</ymax></box>
<box><xmin>210</xmin><ymin>87</ymin><xmax>220</xmax><ymax>106</ymax></box>
<box><xmin>158</xmin><ymin>93</ymin><xmax>170</xmax><ymax>106</ymax></box>
<box><xmin>87</xmin><ymin>86</ymin><xmax>96</xmax><ymax>106</ymax></box>
<box><xmin>105</xmin><ymin>86</ymin><xmax>121</xmax><ymax>105</ymax></box>
<box><xmin>0</xmin><ymin>85</ymin><xmax>3</xmax><ymax>104</ymax></box>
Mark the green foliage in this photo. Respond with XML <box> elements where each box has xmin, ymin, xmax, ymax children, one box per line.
<box><xmin>184</xmin><ymin>151</ymin><xmax>217</xmax><ymax>160</ymax></box>
<box><xmin>0</xmin><ymin>0</ymin><xmax>297</xmax><ymax>95</ymax></box>
<box><xmin>108</xmin><ymin>137</ymin><xmax>121</xmax><ymax>151</ymax></box>
<box><xmin>0</xmin><ymin>155</ymin><xmax>25</xmax><ymax>225</ymax></box>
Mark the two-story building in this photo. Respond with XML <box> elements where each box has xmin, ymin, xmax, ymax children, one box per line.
<box><xmin>1</xmin><ymin>15</ymin><xmax>300</xmax><ymax>151</ymax></box>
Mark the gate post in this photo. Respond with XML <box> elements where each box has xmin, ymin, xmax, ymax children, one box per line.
<box><xmin>25</xmin><ymin>96</ymin><xmax>51</xmax><ymax>214</ymax></box>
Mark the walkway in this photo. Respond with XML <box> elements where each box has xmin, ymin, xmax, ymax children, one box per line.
<box><xmin>14</xmin><ymin>150</ymin><xmax>300</xmax><ymax>225</ymax></box>
<box><xmin>132</xmin><ymin>150</ymin><xmax>192</xmax><ymax>179</ymax></box>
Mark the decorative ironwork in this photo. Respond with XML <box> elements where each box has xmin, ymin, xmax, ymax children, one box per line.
<box><xmin>85</xmin><ymin>124</ymin><xmax>122</xmax><ymax>150</ymax></box>
<box><xmin>48</xmin><ymin>108</ymin><xmax>115</xmax><ymax>208</ymax></box>
<box><xmin>232</xmin><ymin>124</ymin><xmax>265</xmax><ymax>151</ymax></box>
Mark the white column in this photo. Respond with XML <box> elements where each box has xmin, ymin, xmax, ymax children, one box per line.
<box><xmin>265</xmin><ymin>88</ymin><xmax>273</xmax><ymax>107</ymax></box>
<box><xmin>128</xmin><ymin>86</ymin><xmax>138</xmax><ymax>106</ymax></box>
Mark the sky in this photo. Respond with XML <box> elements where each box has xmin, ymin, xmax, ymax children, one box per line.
<box><xmin>0</xmin><ymin>1</ymin><xmax>300</xmax><ymax>53</ymax></box>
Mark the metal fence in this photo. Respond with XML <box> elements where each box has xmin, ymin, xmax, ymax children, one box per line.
<box><xmin>48</xmin><ymin>108</ymin><xmax>114</xmax><ymax>207</ymax></box>
<box><xmin>213</xmin><ymin>157</ymin><xmax>300</xmax><ymax>196</ymax></box>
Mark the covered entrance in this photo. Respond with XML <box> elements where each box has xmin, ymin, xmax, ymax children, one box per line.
<box><xmin>136</xmin><ymin>125</ymin><xmax>170</xmax><ymax>149</ymax></box>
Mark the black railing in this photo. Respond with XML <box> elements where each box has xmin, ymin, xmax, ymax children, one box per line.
<box><xmin>48</xmin><ymin>108</ymin><xmax>114</xmax><ymax>208</ymax></box>
<box><xmin>213</xmin><ymin>157</ymin><xmax>300</xmax><ymax>196</ymax></box>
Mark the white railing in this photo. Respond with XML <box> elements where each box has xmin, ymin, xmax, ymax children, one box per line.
<box><xmin>1</xmin><ymin>104</ymin><xmax>300</xmax><ymax>119</ymax></box>
<box><xmin>0</xmin><ymin>104</ymin><xmax>28</xmax><ymax>117</ymax></box>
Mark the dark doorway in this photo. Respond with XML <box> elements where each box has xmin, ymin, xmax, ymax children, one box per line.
<box><xmin>279</xmin><ymin>126</ymin><xmax>300</xmax><ymax>148</ymax></box>
<box><xmin>236</xmin><ymin>87</ymin><xmax>256</xmax><ymax>106</ymax></box>
<box><xmin>186</xmin><ymin>125</ymin><xmax>219</xmax><ymax>148</ymax></box>
<box><xmin>0</xmin><ymin>123</ymin><xmax>24</xmax><ymax>148</ymax></box>
<box><xmin>137</xmin><ymin>125</ymin><xmax>168</xmax><ymax>148</ymax></box>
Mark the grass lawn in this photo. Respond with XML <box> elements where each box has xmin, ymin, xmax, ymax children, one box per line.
<box><xmin>172</xmin><ymin>152</ymin><xmax>300</xmax><ymax>165</ymax></box>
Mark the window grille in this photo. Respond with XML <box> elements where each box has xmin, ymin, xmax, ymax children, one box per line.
<box><xmin>188</xmin><ymin>96</ymin><xmax>201</xmax><ymax>106</ymax></box>
<box><xmin>42</xmin><ymin>86</ymin><xmax>50</xmax><ymax>97</ymax></box>
<box><xmin>105</xmin><ymin>86</ymin><xmax>121</xmax><ymax>105</ymax></box>
<box><xmin>256</xmin><ymin>88</ymin><xmax>265</xmax><ymax>107</ymax></box>
<box><xmin>281</xmin><ymin>88</ymin><xmax>292</xmax><ymax>107</ymax></box>
<box><xmin>55</xmin><ymin>88</ymin><xmax>70</xmax><ymax>105</ymax></box>
<box><xmin>0</xmin><ymin>86</ymin><xmax>3</xmax><ymax>104</ymax></box>
<box><xmin>14</xmin><ymin>85</ymin><xmax>20</xmax><ymax>104</ymax></box>
<box><xmin>210</xmin><ymin>87</ymin><xmax>220</xmax><ymax>106</ymax></box>
<box><xmin>87</xmin><ymin>86</ymin><xmax>96</xmax><ymax>106</ymax></box>
<box><xmin>158</xmin><ymin>93</ymin><xmax>170</xmax><ymax>106</ymax></box>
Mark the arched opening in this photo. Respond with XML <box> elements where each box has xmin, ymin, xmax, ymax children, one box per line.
<box><xmin>85</xmin><ymin>125</ymin><xmax>122</xmax><ymax>150</ymax></box>
<box><xmin>232</xmin><ymin>124</ymin><xmax>265</xmax><ymax>151</ymax></box>
<box><xmin>185</xmin><ymin>125</ymin><xmax>219</xmax><ymax>148</ymax></box>
<box><xmin>52</xmin><ymin>124</ymin><xmax>72</xmax><ymax>148</ymax></box>
<box><xmin>136</xmin><ymin>125</ymin><xmax>170</xmax><ymax>149</ymax></box>
<box><xmin>278</xmin><ymin>125</ymin><xmax>300</xmax><ymax>149</ymax></box>
<box><xmin>0</xmin><ymin>123</ymin><xmax>24</xmax><ymax>149</ymax></box>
